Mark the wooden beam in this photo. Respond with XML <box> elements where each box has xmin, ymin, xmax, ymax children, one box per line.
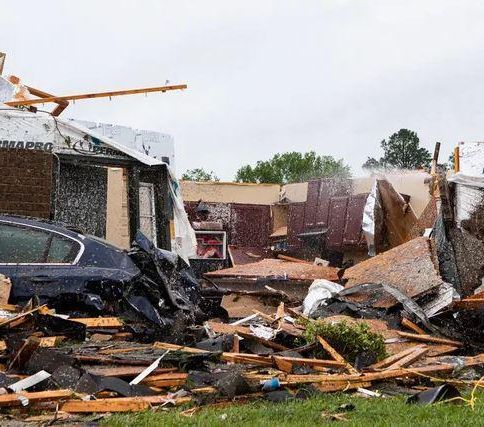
<box><xmin>386</xmin><ymin>346</ymin><xmax>429</xmax><ymax>370</ymax></box>
<box><xmin>396</xmin><ymin>331</ymin><xmax>463</xmax><ymax>347</ymax></box>
<box><xmin>70</xmin><ymin>317</ymin><xmax>123</xmax><ymax>328</ymax></box>
<box><xmin>369</xmin><ymin>345</ymin><xmax>425</xmax><ymax>370</ymax></box>
<box><xmin>401</xmin><ymin>318</ymin><xmax>426</xmax><ymax>335</ymax></box>
<box><xmin>59</xmin><ymin>395</ymin><xmax>191</xmax><ymax>413</ymax></box>
<box><xmin>285</xmin><ymin>353</ymin><xmax>484</xmax><ymax>384</ymax></box>
<box><xmin>317</xmin><ymin>336</ymin><xmax>358</xmax><ymax>374</ymax></box>
<box><xmin>141</xmin><ymin>372</ymin><xmax>188</xmax><ymax>387</ymax></box>
<box><xmin>0</xmin><ymin>390</ymin><xmax>72</xmax><ymax>407</ymax></box>
<box><xmin>5</xmin><ymin>84</ymin><xmax>187</xmax><ymax>106</ymax></box>
<box><xmin>0</xmin><ymin>305</ymin><xmax>47</xmax><ymax>328</ymax></box>
<box><xmin>86</xmin><ymin>366</ymin><xmax>177</xmax><ymax>378</ymax></box>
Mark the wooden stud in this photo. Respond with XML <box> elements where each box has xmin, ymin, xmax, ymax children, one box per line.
<box><xmin>401</xmin><ymin>318</ymin><xmax>426</xmax><ymax>335</ymax></box>
<box><xmin>70</xmin><ymin>317</ymin><xmax>123</xmax><ymax>328</ymax></box>
<box><xmin>0</xmin><ymin>390</ymin><xmax>72</xmax><ymax>407</ymax></box>
<box><xmin>317</xmin><ymin>336</ymin><xmax>358</xmax><ymax>374</ymax></box>
<box><xmin>386</xmin><ymin>346</ymin><xmax>429</xmax><ymax>370</ymax></box>
<box><xmin>5</xmin><ymin>84</ymin><xmax>187</xmax><ymax>106</ymax></box>
<box><xmin>396</xmin><ymin>331</ymin><xmax>463</xmax><ymax>347</ymax></box>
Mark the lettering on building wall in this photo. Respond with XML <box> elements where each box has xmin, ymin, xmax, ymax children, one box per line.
<box><xmin>1</xmin><ymin>140</ymin><xmax>54</xmax><ymax>151</ymax></box>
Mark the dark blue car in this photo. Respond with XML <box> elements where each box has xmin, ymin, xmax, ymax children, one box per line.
<box><xmin>0</xmin><ymin>215</ymin><xmax>203</xmax><ymax>329</ymax></box>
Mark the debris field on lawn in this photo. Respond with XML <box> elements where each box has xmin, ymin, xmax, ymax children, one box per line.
<box><xmin>0</xmin><ymin>62</ymin><xmax>483</xmax><ymax>423</ymax></box>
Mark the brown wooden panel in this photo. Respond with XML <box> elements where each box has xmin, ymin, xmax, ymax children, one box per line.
<box><xmin>315</xmin><ymin>179</ymin><xmax>351</xmax><ymax>228</ymax></box>
<box><xmin>315</xmin><ymin>179</ymin><xmax>331</xmax><ymax>228</ymax></box>
<box><xmin>304</xmin><ymin>180</ymin><xmax>320</xmax><ymax>229</ymax></box>
<box><xmin>230</xmin><ymin>204</ymin><xmax>271</xmax><ymax>247</ymax></box>
<box><xmin>326</xmin><ymin>197</ymin><xmax>349</xmax><ymax>249</ymax></box>
<box><xmin>343</xmin><ymin>194</ymin><xmax>368</xmax><ymax>246</ymax></box>
<box><xmin>288</xmin><ymin>203</ymin><xmax>305</xmax><ymax>248</ymax></box>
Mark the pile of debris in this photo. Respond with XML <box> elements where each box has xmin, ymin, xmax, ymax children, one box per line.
<box><xmin>0</xmin><ymin>171</ymin><xmax>483</xmax><ymax>422</ymax></box>
<box><xmin>0</xmin><ymin>273</ymin><xmax>483</xmax><ymax>422</ymax></box>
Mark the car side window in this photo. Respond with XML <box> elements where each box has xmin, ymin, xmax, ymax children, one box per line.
<box><xmin>0</xmin><ymin>223</ymin><xmax>81</xmax><ymax>264</ymax></box>
<box><xmin>0</xmin><ymin>223</ymin><xmax>51</xmax><ymax>263</ymax></box>
<box><xmin>47</xmin><ymin>235</ymin><xmax>80</xmax><ymax>263</ymax></box>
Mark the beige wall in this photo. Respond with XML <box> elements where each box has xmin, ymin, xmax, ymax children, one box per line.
<box><xmin>282</xmin><ymin>182</ymin><xmax>308</xmax><ymax>202</ymax></box>
<box><xmin>181</xmin><ymin>181</ymin><xmax>281</xmax><ymax>205</ymax></box>
<box><xmin>106</xmin><ymin>168</ymin><xmax>130</xmax><ymax>249</ymax></box>
<box><xmin>352</xmin><ymin>171</ymin><xmax>431</xmax><ymax>218</ymax></box>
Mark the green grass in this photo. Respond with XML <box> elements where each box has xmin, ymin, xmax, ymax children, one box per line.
<box><xmin>104</xmin><ymin>389</ymin><xmax>484</xmax><ymax>427</ymax></box>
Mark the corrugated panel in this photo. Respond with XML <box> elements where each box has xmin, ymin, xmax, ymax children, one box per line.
<box><xmin>288</xmin><ymin>203</ymin><xmax>306</xmax><ymax>248</ymax></box>
<box><xmin>304</xmin><ymin>180</ymin><xmax>320</xmax><ymax>229</ymax></box>
<box><xmin>326</xmin><ymin>196</ymin><xmax>349</xmax><ymax>249</ymax></box>
<box><xmin>343</xmin><ymin>194</ymin><xmax>368</xmax><ymax>246</ymax></box>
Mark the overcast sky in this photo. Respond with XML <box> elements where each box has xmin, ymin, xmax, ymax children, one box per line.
<box><xmin>2</xmin><ymin>1</ymin><xmax>484</xmax><ymax>180</ymax></box>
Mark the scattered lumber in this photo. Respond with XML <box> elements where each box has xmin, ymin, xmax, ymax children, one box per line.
<box><xmin>396</xmin><ymin>331</ymin><xmax>463</xmax><ymax>347</ymax></box>
<box><xmin>0</xmin><ymin>390</ymin><xmax>73</xmax><ymax>407</ymax></box>
<box><xmin>70</xmin><ymin>317</ymin><xmax>124</xmax><ymax>328</ymax></box>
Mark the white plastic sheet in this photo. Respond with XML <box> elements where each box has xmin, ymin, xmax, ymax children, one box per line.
<box><xmin>167</xmin><ymin>167</ymin><xmax>197</xmax><ymax>264</ymax></box>
<box><xmin>302</xmin><ymin>279</ymin><xmax>344</xmax><ymax>316</ymax></box>
<box><xmin>361</xmin><ymin>181</ymin><xmax>379</xmax><ymax>256</ymax></box>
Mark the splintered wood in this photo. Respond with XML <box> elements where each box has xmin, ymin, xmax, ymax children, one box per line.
<box><xmin>0</xmin><ymin>285</ymin><xmax>482</xmax><ymax>419</ymax></box>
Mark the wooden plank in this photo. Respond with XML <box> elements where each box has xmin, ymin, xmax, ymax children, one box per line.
<box><xmin>5</xmin><ymin>84</ymin><xmax>188</xmax><ymax>106</ymax></box>
<box><xmin>0</xmin><ymin>390</ymin><xmax>72</xmax><ymax>407</ymax></box>
<box><xmin>453</xmin><ymin>299</ymin><xmax>484</xmax><ymax>310</ymax></box>
<box><xmin>86</xmin><ymin>366</ymin><xmax>177</xmax><ymax>378</ymax></box>
<box><xmin>60</xmin><ymin>395</ymin><xmax>191</xmax><ymax>413</ymax></box>
<box><xmin>277</xmin><ymin>254</ymin><xmax>311</xmax><ymax>264</ymax></box>
<box><xmin>313</xmin><ymin>381</ymin><xmax>371</xmax><ymax>393</ymax></box>
<box><xmin>232</xmin><ymin>334</ymin><xmax>240</xmax><ymax>353</ymax></box>
<box><xmin>141</xmin><ymin>373</ymin><xmax>188</xmax><ymax>387</ymax></box>
<box><xmin>153</xmin><ymin>342</ymin><xmax>209</xmax><ymax>354</ymax></box>
<box><xmin>8</xmin><ymin>336</ymin><xmax>41</xmax><ymax>369</ymax></box>
<box><xmin>39</xmin><ymin>336</ymin><xmax>65</xmax><ymax>347</ymax></box>
<box><xmin>206</xmin><ymin>321</ymin><xmax>251</xmax><ymax>336</ymax></box>
<box><xmin>237</xmin><ymin>331</ymin><xmax>289</xmax><ymax>352</ymax></box>
<box><xmin>369</xmin><ymin>345</ymin><xmax>425</xmax><ymax>370</ymax></box>
<box><xmin>276</xmin><ymin>302</ymin><xmax>285</xmax><ymax>329</ymax></box>
<box><xmin>71</xmin><ymin>317</ymin><xmax>123</xmax><ymax>328</ymax></box>
<box><xmin>0</xmin><ymin>305</ymin><xmax>47</xmax><ymax>328</ymax></box>
<box><xmin>99</xmin><ymin>346</ymin><xmax>149</xmax><ymax>355</ymax></box>
<box><xmin>286</xmin><ymin>353</ymin><xmax>484</xmax><ymax>384</ymax></box>
<box><xmin>396</xmin><ymin>331</ymin><xmax>463</xmax><ymax>347</ymax></box>
<box><xmin>386</xmin><ymin>346</ymin><xmax>429</xmax><ymax>370</ymax></box>
<box><xmin>401</xmin><ymin>318</ymin><xmax>426</xmax><ymax>335</ymax></box>
<box><xmin>317</xmin><ymin>336</ymin><xmax>358</xmax><ymax>374</ymax></box>
<box><xmin>273</xmin><ymin>356</ymin><xmax>293</xmax><ymax>373</ymax></box>
<box><xmin>0</xmin><ymin>275</ymin><xmax>11</xmax><ymax>305</ymax></box>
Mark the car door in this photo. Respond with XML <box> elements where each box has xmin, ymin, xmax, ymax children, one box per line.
<box><xmin>0</xmin><ymin>221</ymin><xmax>83</xmax><ymax>305</ymax></box>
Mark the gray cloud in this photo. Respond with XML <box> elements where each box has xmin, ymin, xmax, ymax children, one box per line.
<box><xmin>2</xmin><ymin>0</ymin><xmax>484</xmax><ymax>179</ymax></box>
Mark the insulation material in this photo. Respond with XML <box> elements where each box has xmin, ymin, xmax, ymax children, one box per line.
<box><xmin>302</xmin><ymin>279</ymin><xmax>344</xmax><ymax>316</ymax></box>
<box><xmin>0</xmin><ymin>109</ymin><xmax>162</xmax><ymax>166</ymax></box>
<box><xmin>0</xmin><ymin>75</ymin><xmax>33</xmax><ymax>104</ymax></box>
<box><xmin>168</xmin><ymin>167</ymin><xmax>197</xmax><ymax>264</ymax></box>
<box><xmin>458</xmin><ymin>141</ymin><xmax>484</xmax><ymax>177</ymax></box>
<box><xmin>448</xmin><ymin>174</ymin><xmax>484</xmax><ymax>227</ymax></box>
<box><xmin>362</xmin><ymin>181</ymin><xmax>380</xmax><ymax>256</ymax></box>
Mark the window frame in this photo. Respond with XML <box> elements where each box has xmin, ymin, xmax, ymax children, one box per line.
<box><xmin>0</xmin><ymin>220</ymin><xmax>85</xmax><ymax>266</ymax></box>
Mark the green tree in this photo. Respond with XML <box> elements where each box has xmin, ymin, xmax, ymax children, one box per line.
<box><xmin>181</xmin><ymin>168</ymin><xmax>219</xmax><ymax>182</ymax></box>
<box><xmin>235</xmin><ymin>151</ymin><xmax>351</xmax><ymax>184</ymax></box>
<box><xmin>362</xmin><ymin>129</ymin><xmax>432</xmax><ymax>170</ymax></box>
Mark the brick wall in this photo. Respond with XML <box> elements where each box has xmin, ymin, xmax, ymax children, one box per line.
<box><xmin>0</xmin><ymin>149</ymin><xmax>53</xmax><ymax>218</ymax></box>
